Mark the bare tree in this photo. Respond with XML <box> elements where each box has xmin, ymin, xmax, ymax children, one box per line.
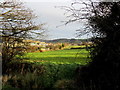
<box><xmin>59</xmin><ymin>0</ymin><xmax>98</xmax><ymax>37</ymax></box>
<box><xmin>62</xmin><ymin>0</ymin><xmax>120</xmax><ymax>89</ymax></box>
<box><xmin>0</xmin><ymin>0</ymin><xmax>45</xmax><ymax>68</ymax></box>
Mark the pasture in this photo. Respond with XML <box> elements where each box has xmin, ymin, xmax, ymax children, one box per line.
<box><xmin>20</xmin><ymin>49</ymin><xmax>90</xmax><ymax>65</ymax></box>
<box><xmin>3</xmin><ymin>49</ymin><xmax>90</xmax><ymax>89</ymax></box>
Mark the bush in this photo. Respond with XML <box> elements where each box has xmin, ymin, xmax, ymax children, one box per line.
<box><xmin>3</xmin><ymin>63</ymin><xmax>79</xmax><ymax>89</ymax></box>
<box><xmin>54</xmin><ymin>79</ymin><xmax>75</xmax><ymax>89</ymax></box>
<box><xmin>3</xmin><ymin>61</ymin><xmax>45</xmax><ymax>75</ymax></box>
<box><xmin>3</xmin><ymin>73</ymin><xmax>44</xmax><ymax>89</ymax></box>
<box><xmin>36</xmin><ymin>63</ymin><xmax>79</xmax><ymax>88</ymax></box>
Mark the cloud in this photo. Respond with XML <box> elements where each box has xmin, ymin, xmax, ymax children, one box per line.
<box><xmin>24</xmin><ymin>2</ymin><xmax>88</xmax><ymax>39</ymax></box>
<box><xmin>21</xmin><ymin>0</ymin><xmax>71</xmax><ymax>2</ymax></box>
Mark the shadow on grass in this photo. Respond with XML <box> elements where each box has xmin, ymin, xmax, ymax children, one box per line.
<box><xmin>21</xmin><ymin>57</ymin><xmax>89</xmax><ymax>65</ymax></box>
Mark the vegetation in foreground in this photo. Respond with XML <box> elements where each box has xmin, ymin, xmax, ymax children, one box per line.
<box><xmin>2</xmin><ymin>49</ymin><xmax>89</xmax><ymax>89</ymax></box>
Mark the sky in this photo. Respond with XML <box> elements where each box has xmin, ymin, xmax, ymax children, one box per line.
<box><xmin>1</xmin><ymin>0</ymin><xmax>92</xmax><ymax>40</ymax></box>
<box><xmin>22</xmin><ymin>0</ymin><xmax>71</xmax><ymax>2</ymax></box>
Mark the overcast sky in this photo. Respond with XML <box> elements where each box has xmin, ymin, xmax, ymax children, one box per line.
<box><xmin>22</xmin><ymin>0</ymin><xmax>71</xmax><ymax>2</ymax></box>
<box><xmin>1</xmin><ymin>0</ymin><xmax>92</xmax><ymax>40</ymax></box>
<box><xmin>21</xmin><ymin>0</ymin><xmax>93</xmax><ymax>40</ymax></box>
<box><xmin>1</xmin><ymin>0</ymin><xmax>117</xmax><ymax>40</ymax></box>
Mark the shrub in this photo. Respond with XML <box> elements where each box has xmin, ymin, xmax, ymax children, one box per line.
<box><xmin>2</xmin><ymin>62</ymin><xmax>80</xmax><ymax>89</ymax></box>
<box><xmin>3</xmin><ymin>73</ymin><xmax>44</xmax><ymax>89</ymax></box>
<box><xmin>54</xmin><ymin>79</ymin><xmax>75</xmax><ymax>89</ymax></box>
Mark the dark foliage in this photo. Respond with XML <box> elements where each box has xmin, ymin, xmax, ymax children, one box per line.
<box><xmin>3</xmin><ymin>62</ymin><xmax>45</xmax><ymax>75</ymax></box>
<box><xmin>2</xmin><ymin>62</ymin><xmax>79</xmax><ymax>89</ymax></box>
<box><xmin>75</xmin><ymin>2</ymin><xmax>120</xmax><ymax>90</ymax></box>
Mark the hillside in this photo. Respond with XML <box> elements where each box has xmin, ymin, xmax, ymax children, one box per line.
<box><xmin>39</xmin><ymin>38</ymin><xmax>92</xmax><ymax>44</ymax></box>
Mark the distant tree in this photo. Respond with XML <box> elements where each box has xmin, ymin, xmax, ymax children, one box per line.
<box><xmin>63</xmin><ymin>0</ymin><xmax>120</xmax><ymax>89</ymax></box>
<box><xmin>61</xmin><ymin>43</ymin><xmax>64</xmax><ymax>48</ymax></box>
<box><xmin>0</xmin><ymin>0</ymin><xmax>45</xmax><ymax>73</ymax></box>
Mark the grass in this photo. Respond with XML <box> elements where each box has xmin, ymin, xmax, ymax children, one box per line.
<box><xmin>4</xmin><ymin>49</ymin><xmax>90</xmax><ymax>89</ymax></box>
<box><xmin>19</xmin><ymin>49</ymin><xmax>90</xmax><ymax>65</ymax></box>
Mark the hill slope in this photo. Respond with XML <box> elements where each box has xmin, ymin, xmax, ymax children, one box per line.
<box><xmin>40</xmin><ymin>38</ymin><xmax>91</xmax><ymax>43</ymax></box>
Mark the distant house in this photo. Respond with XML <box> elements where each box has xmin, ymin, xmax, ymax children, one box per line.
<box><xmin>23</xmin><ymin>40</ymin><xmax>48</xmax><ymax>47</ymax></box>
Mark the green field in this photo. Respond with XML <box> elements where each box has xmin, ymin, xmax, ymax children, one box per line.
<box><xmin>20</xmin><ymin>49</ymin><xmax>90</xmax><ymax>65</ymax></box>
<box><xmin>3</xmin><ymin>49</ymin><xmax>90</xmax><ymax>89</ymax></box>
